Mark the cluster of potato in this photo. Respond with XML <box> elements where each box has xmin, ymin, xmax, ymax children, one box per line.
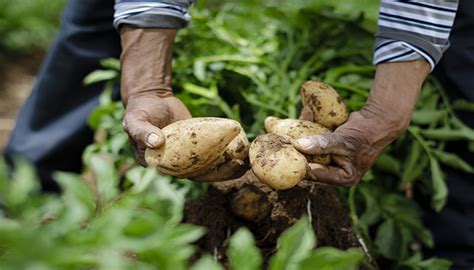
<box><xmin>144</xmin><ymin>81</ymin><xmax>348</xmax><ymax>190</ymax></box>
<box><xmin>249</xmin><ymin>81</ymin><xmax>349</xmax><ymax>189</ymax></box>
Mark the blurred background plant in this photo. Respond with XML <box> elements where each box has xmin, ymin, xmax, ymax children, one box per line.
<box><xmin>1</xmin><ymin>0</ymin><xmax>474</xmax><ymax>269</ymax></box>
<box><xmin>0</xmin><ymin>0</ymin><xmax>66</xmax><ymax>55</ymax></box>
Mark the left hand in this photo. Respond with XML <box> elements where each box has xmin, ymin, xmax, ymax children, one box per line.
<box><xmin>294</xmin><ymin>61</ymin><xmax>430</xmax><ymax>186</ymax></box>
<box><xmin>295</xmin><ymin>108</ymin><xmax>406</xmax><ymax>186</ymax></box>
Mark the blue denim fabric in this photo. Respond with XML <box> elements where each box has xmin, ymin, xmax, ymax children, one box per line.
<box><xmin>3</xmin><ymin>0</ymin><xmax>121</xmax><ymax>191</ymax></box>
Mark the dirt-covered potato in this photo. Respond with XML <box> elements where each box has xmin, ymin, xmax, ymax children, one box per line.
<box><xmin>225</xmin><ymin>129</ymin><xmax>250</xmax><ymax>161</ymax></box>
<box><xmin>249</xmin><ymin>133</ymin><xmax>307</xmax><ymax>190</ymax></box>
<box><xmin>230</xmin><ymin>185</ymin><xmax>272</xmax><ymax>222</ymax></box>
<box><xmin>145</xmin><ymin>117</ymin><xmax>243</xmax><ymax>177</ymax></box>
<box><xmin>264</xmin><ymin>116</ymin><xmax>331</xmax><ymax>165</ymax></box>
<box><xmin>300</xmin><ymin>81</ymin><xmax>349</xmax><ymax>129</ymax></box>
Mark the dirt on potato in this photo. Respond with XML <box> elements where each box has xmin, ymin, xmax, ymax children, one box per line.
<box><xmin>184</xmin><ymin>177</ymin><xmax>360</xmax><ymax>266</ymax></box>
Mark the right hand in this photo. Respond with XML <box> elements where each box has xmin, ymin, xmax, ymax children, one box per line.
<box><xmin>122</xmin><ymin>92</ymin><xmax>191</xmax><ymax>166</ymax></box>
<box><xmin>123</xmin><ymin>93</ymin><xmax>248</xmax><ymax>181</ymax></box>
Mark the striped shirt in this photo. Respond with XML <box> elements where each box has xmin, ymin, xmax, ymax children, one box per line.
<box><xmin>114</xmin><ymin>0</ymin><xmax>459</xmax><ymax>71</ymax></box>
<box><xmin>374</xmin><ymin>0</ymin><xmax>459</xmax><ymax>71</ymax></box>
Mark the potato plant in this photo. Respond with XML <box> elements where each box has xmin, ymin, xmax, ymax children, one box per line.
<box><xmin>1</xmin><ymin>0</ymin><xmax>473</xmax><ymax>269</ymax></box>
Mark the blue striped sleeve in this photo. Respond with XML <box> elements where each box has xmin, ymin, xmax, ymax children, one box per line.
<box><xmin>114</xmin><ymin>0</ymin><xmax>194</xmax><ymax>29</ymax></box>
<box><xmin>374</xmin><ymin>0</ymin><xmax>459</xmax><ymax>71</ymax></box>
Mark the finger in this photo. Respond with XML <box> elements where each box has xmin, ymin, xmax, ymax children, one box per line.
<box><xmin>299</xmin><ymin>106</ymin><xmax>314</xmax><ymax>121</ymax></box>
<box><xmin>306</xmin><ymin>158</ymin><xmax>359</xmax><ymax>187</ymax></box>
<box><xmin>191</xmin><ymin>159</ymin><xmax>249</xmax><ymax>182</ymax></box>
<box><xmin>128</xmin><ymin>137</ymin><xmax>147</xmax><ymax>166</ymax></box>
<box><xmin>123</xmin><ymin>115</ymin><xmax>165</xmax><ymax>149</ymax></box>
<box><xmin>294</xmin><ymin>134</ymin><xmax>352</xmax><ymax>156</ymax></box>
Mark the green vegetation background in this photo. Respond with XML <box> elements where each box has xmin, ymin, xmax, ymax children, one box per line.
<box><xmin>2</xmin><ymin>0</ymin><xmax>474</xmax><ymax>269</ymax></box>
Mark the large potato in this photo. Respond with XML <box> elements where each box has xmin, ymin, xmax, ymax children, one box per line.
<box><xmin>300</xmin><ymin>81</ymin><xmax>349</xmax><ymax>129</ymax></box>
<box><xmin>145</xmin><ymin>117</ymin><xmax>242</xmax><ymax>177</ymax></box>
<box><xmin>264</xmin><ymin>116</ymin><xmax>331</xmax><ymax>165</ymax></box>
<box><xmin>249</xmin><ymin>133</ymin><xmax>307</xmax><ymax>190</ymax></box>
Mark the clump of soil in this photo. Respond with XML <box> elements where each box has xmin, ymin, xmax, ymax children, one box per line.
<box><xmin>184</xmin><ymin>173</ymin><xmax>360</xmax><ymax>265</ymax></box>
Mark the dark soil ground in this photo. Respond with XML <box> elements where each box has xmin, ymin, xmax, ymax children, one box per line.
<box><xmin>184</xmin><ymin>173</ymin><xmax>362</xmax><ymax>267</ymax></box>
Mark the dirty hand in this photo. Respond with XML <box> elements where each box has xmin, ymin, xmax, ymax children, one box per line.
<box><xmin>120</xmin><ymin>27</ymin><xmax>247</xmax><ymax>180</ymax></box>
<box><xmin>295</xmin><ymin>61</ymin><xmax>430</xmax><ymax>186</ymax></box>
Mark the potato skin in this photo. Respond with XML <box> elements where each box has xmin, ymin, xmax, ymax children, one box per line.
<box><xmin>225</xmin><ymin>129</ymin><xmax>250</xmax><ymax>161</ymax></box>
<box><xmin>249</xmin><ymin>133</ymin><xmax>307</xmax><ymax>190</ymax></box>
<box><xmin>264</xmin><ymin>117</ymin><xmax>331</xmax><ymax>165</ymax></box>
<box><xmin>145</xmin><ymin>117</ymin><xmax>241</xmax><ymax>176</ymax></box>
<box><xmin>300</xmin><ymin>81</ymin><xmax>349</xmax><ymax>129</ymax></box>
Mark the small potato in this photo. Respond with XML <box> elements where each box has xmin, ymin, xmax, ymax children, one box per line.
<box><xmin>225</xmin><ymin>129</ymin><xmax>250</xmax><ymax>161</ymax></box>
<box><xmin>230</xmin><ymin>185</ymin><xmax>272</xmax><ymax>222</ymax></box>
<box><xmin>145</xmin><ymin>117</ymin><xmax>241</xmax><ymax>176</ymax></box>
<box><xmin>249</xmin><ymin>133</ymin><xmax>307</xmax><ymax>190</ymax></box>
<box><xmin>300</xmin><ymin>81</ymin><xmax>349</xmax><ymax>129</ymax></box>
<box><xmin>264</xmin><ymin>116</ymin><xmax>331</xmax><ymax>165</ymax></box>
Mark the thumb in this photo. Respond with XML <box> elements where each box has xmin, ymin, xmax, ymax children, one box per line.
<box><xmin>299</xmin><ymin>106</ymin><xmax>314</xmax><ymax>121</ymax></box>
<box><xmin>294</xmin><ymin>134</ymin><xmax>350</xmax><ymax>156</ymax></box>
<box><xmin>123</xmin><ymin>116</ymin><xmax>165</xmax><ymax>149</ymax></box>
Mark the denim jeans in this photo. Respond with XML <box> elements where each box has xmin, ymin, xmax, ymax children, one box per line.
<box><xmin>4</xmin><ymin>0</ymin><xmax>121</xmax><ymax>190</ymax></box>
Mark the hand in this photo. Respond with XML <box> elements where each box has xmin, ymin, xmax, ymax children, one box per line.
<box><xmin>295</xmin><ymin>108</ymin><xmax>405</xmax><ymax>186</ymax></box>
<box><xmin>123</xmin><ymin>92</ymin><xmax>191</xmax><ymax>166</ymax></box>
<box><xmin>120</xmin><ymin>27</ymin><xmax>248</xmax><ymax>181</ymax></box>
<box><xmin>295</xmin><ymin>61</ymin><xmax>430</xmax><ymax>186</ymax></box>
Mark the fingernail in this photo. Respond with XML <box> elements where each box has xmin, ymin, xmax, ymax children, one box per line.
<box><xmin>297</xmin><ymin>138</ymin><xmax>312</xmax><ymax>149</ymax></box>
<box><xmin>147</xmin><ymin>133</ymin><xmax>160</xmax><ymax>147</ymax></box>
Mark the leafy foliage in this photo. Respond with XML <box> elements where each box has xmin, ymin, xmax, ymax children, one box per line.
<box><xmin>1</xmin><ymin>0</ymin><xmax>473</xmax><ymax>269</ymax></box>
<box><xmin>0</xmin><ymin>0</ymin><xmax>66</xmax><ymax>54</ymax></box>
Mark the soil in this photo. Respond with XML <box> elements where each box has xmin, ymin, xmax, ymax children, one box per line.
<box><xmin>184</xmin><ymin>173</ymin><xmax>361</xmax><ymax>267</ymax></box>
<box><xmin>0</xmin><ymin>52</ymin><xmax>43</xmax><ymax>150</ymax></box>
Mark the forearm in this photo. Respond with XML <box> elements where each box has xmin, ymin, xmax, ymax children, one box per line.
<box><xmin>363</xmin><ymin>60</ymin><xmax>430</xmax><ymax>133</ymax></box>
<box><xmin>120</xmin><ymin>27</ymin><xmax>177</xmax><ymax>105</ymax></box>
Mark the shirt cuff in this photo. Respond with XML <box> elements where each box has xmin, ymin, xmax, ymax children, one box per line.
<box><xmin>373</xmin><ymin>38</ymin><xmax>441</xmax><ymax>71</ymax></box>
<box><xmin>114</xmin><ymin>2</ymin><xmax>192</xmax><ymax>29</ymax></box>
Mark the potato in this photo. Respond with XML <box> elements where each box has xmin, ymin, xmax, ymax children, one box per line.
<box><xmin>264</xmin><ymin>116</ymin><xmax>331</xmax><ymax>165</ymax></box>
<box><xmin>230</xmin><ymin>185</ymin><xmax>272</xmax><ymax>222</ymax></box>
<box><xmin>300</xmin><ymin>81</ymin><xmax>349</xmax><ymax>129</ymax></box>
<box><xmin>225</xmin><ymin>129</ymin><xmax>250</xmax><ymax>161</ymax></box>
<box><xmin>249</xmin><ymin>133</ymin><xmax>307</xmax><ymax>190</ymax></box>
<box><xmin>145</xmin><ymin>117</ymin><xmax>242</xmax><ymax>177</ymax></box>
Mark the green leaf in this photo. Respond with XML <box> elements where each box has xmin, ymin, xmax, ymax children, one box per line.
<box><xmin>374</xmin><ymin>153</ymin><xmax>400</xmax><ymax>176</ymax></box>
<box><xmin>421</xmin><ymin>128</ymin><xmax>474</xmax><ymax>141</ymax></box>
<box><xmin>269</xmin><ymin>216</ymin><xmax>316</xmax><ymax>270</ymax></box>
<box><xmin>452</xmin><ymin>99</ymin><xmax>474</xmax><ymax>112</ymax></box>
<box><xmin>88</xmin><ymin>154</ymin><xmax>119</xmax><ymax>205</ymax></box>
<box><xmin>431</xmin><ymin>149</ymin><xmax>473</xmax><ymax>174</ymax></box>
<box><xmin>54</xmin><ymin>172</ymin><xmax>96</xmax><ymax>216</ymax></box>
<box><xmin>182</xmin><ymin>83</ymin><xmax>217</xmax><ymax>99</ymax></box>
<box><xmin>429</xmin><ymin>158</ymin><xmax>448</xmax><ymax>212</ymax></box>
<box><xmin>5</xmin><ymin>159</ymin><xmax>39</xmax><ymax>208</ymax></box>
<box><xmin>374</xmin><ymin>220</ymin><xmax>402</xmax><ymax>260</ymax></box>
<box><xmin>83</xmin><ymin>70</ymin><xmax>118</xmax><ymax>85</ymax></box>
<box><xmin>411</xmin><ymin>110</ymin><xmax>446</xmax><ymax>125</ymax></box>
<box><xmin>100</xmin><ymin>58</ymin><xmax>121</xmax><ymax>71</ymax></box>
<box><xmin>300</xmin><ymin>247</ymin><xmax>363</xmax><ymax>270</ymax></box>
<box><xmin>191</xmin><ymin>255</ymin><xmax>223</xmax><ymax>270</ymax></box>
<box><xmin>401</xmin><ymin>140</ymin><xmax>424</xmax><ymax>183</ymax></box>
<box><xmin>227</xmin><ymin>228</ymin><xmax>263</xmax><ymax>270</ymax></box>
<box><xmin>418</xmin><ymin>258</ymin><xmax>452</xmax><ymax>270</ymax></box>
<box><xmin>193</xmin><ymin>60</ymin><xmax>207</xmax><ymax>81</ymax></box>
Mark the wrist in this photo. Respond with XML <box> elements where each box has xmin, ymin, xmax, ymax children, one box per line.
<box><xmin>120</xmin><ymin>27</ymin><xmax>177</xmax><ymax>105</ymax></box>
<box><xmin>363</xmin><ymin>60</ymin><xmax>430</xmax><ymax>132</ymax></box>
